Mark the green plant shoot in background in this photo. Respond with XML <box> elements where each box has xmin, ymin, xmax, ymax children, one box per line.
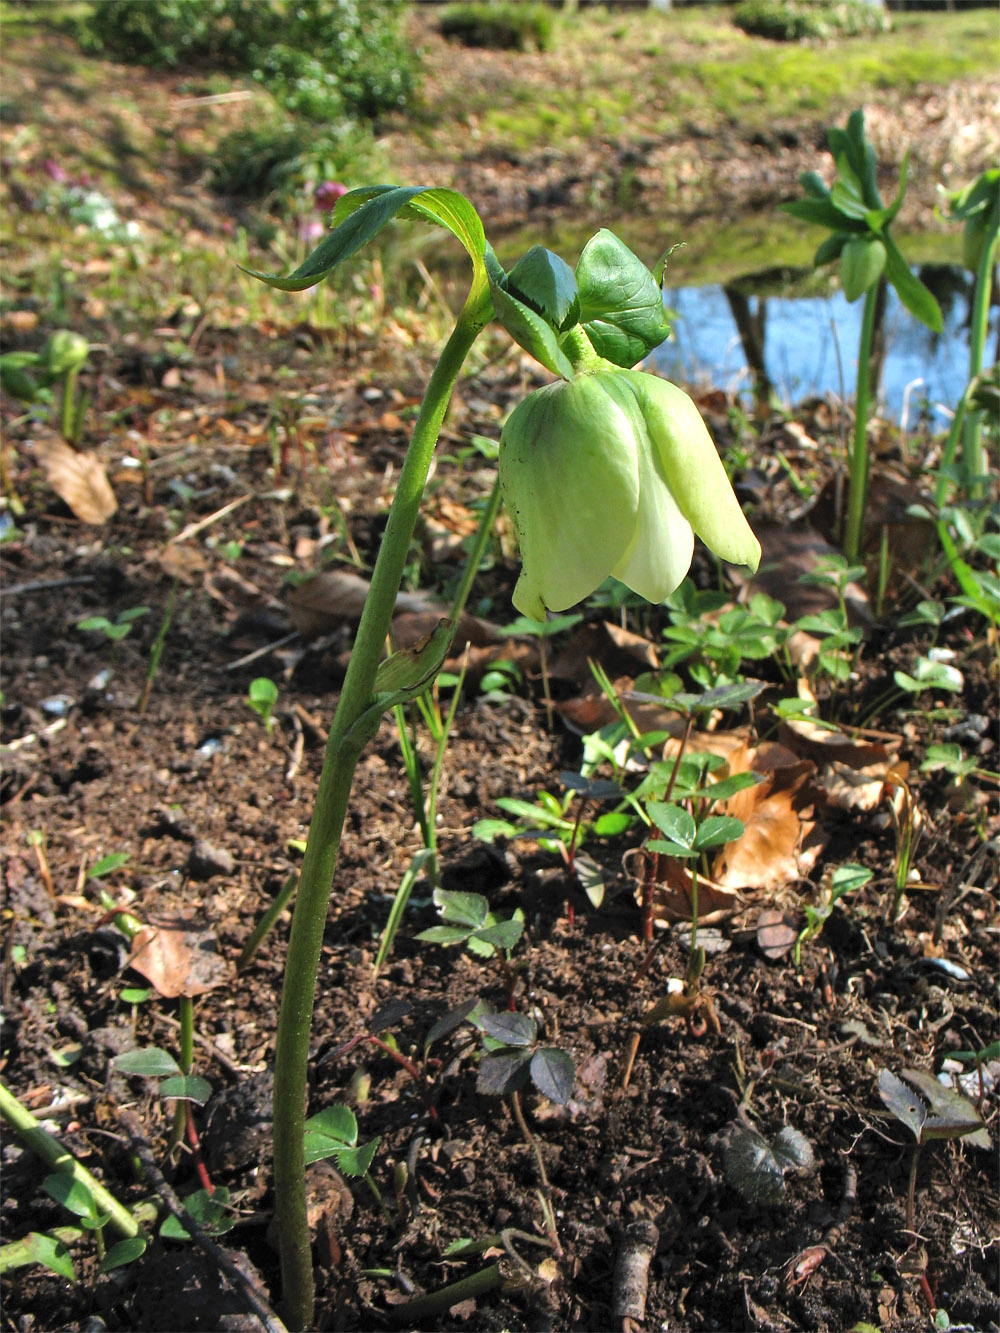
<box><xmin>783</xmin><ymin>108</ymin><xmax>943</xmax><ymax>565</ymax></box>
<box><xmin>244</xmin><ymin>184</ymin><xmax>761</xmax><ymax>1329</ymax></box>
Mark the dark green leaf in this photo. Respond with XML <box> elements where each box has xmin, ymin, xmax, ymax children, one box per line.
<box><xmin>159</xmin><ymin>1075</ymin><xmax>212</xmax><ymax>1104</ymax></box>
<box><xmin>506</xmin><ymin>246</ymin><xmax>579</xmax><ymax>329</ymax></box>
<box><xmin>113</xmin><ymin>1047</ymin><xmax>182</xmax><ymax>1078</ymax></box>
<box><xmin>99</xmin><ymin>1236</ymin><xmax>147</xmax><ymax>1273</ymax></box>
<box><xmin>645</xmin><ymin>804</ymin><xmax>696</xmax><ymax>850</ymax></box>
<box><xmin>416</xmin><ymin>924</ymin><xmax>475</xmax><ymax>946</ymax></box>
<box><xmin>42</xmin><ymin>1173</ymin><xmax>97</xmax><ymax>1220</ymax></box>
<box><xmin>476</xmin><ymin>1048</ymin><xmax>533</xmax><ymax>1096</ymax></box>
<box><xmin>692</xmin><ymin>815</ymin><xmax>744</xmax><ymax>852</ymax></box>
<box><xmin>530</xmin><ymin>1047</ymin><xmax>576</xmax><ymax>1104</ymax></box>
<box><xmin>882</xmin><ymin>233</ymin><xmax>943</xmax><ymax>332</ymax></box>
<box><xmin>573</xmin><ymin>849</ymin><xmax>606</xmax><ymax>907</ymax></box>
<box><xmin>472</xmin><ymin>918</ymin><xmax>524</xmax><ymax>952</ymax></box>
<box><xmin>878</xmin><ymin>1068</ymin><xmax>926</xmax><ymax>1142</ymax></box>
<box><xmin>782</xmin><ymin>197</ymin><xmax>859</xmax><ymax>231</ymax></box>
<box><xmin>160</xmin><ymin>1187</ymin><xmax>233</xmax><ymax>1241</ymax></box>
<box><xmin>480</xmin><ymin>1012</ymin><xmax>536</xmax><ymax>1047</ymax></box>
<box><xmin>424</xmin><ymin>997</ymin><xmax>481</xmax><ymax>1051</ymax></box>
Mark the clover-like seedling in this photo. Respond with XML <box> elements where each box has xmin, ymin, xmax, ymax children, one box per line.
<box><xmin>473</xmin><ymin>1010</ymin><xmax>575</xmax><ymax>1106</ymax></box>
<box><xmin>417</xmin><ymin>887</ymin><xmax>523</xmax><ymax>960</ymax></box>
<box><xmin>878</xmin><ymin>1067</ymin><xmax>990</xmax><ymax>1236</ymax></box>
<box><xmin>723</xmin><ymin>1122</ymin><xmax>815</xmax><ymax>1205</ymax></box>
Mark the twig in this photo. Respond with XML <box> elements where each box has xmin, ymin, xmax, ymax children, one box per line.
<box><xmin>223</xmin><ymin>631</ymin><xmax>299</xmax><ymax>673</ymax></box>
<box><xmin>613</xmin><ymin>1218</ymin><xmax>660</xmax><ymax>1330</ymax></box>
<box><xmin>120</xmin><ymin>1109</ymin><xmax>287</xmax><ymax>1333</ymax></box>
<box><xmin>168</xmin><ymin>494</ymin><xmax>252</xmax><ymax>545</ymax></box>
<box><xmin>2</xmin><ymin>576</ymin><xmax>96</xmax><ymax>597</ymax></box>
<box><xmin>785</xmin><ymin>1159</ymin><xmax>857</xmax><ymax>1290</ymax></box>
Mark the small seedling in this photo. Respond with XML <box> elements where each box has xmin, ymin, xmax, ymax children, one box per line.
<box><xmin>878</xmin><ymin>1067</ymin><xmax>990</xmax><ymax>1241</ymax></box>
<box><xmin>417</xmin><ymin>888</ymin><xmax>524</xmax><ymax>960</ymax></box>
<box><xmin>723</xmin><ymin>1121</ymin><xmax>815</xmax><ymax>1205</ymax></box>
<box><xmin>303</xmin><ymin>1104</ymin><xmax>385</xmax><ymax>1215</ymax></box>
<box><xmin>473</xmin><ymin>1010</ymin><xmax>575</xmax><ymax>1106</ymax></box>
<box><xmin>77</xmin><ymin>606</ymin><xmax>150</xmax><ymax>644</ymax></box>
<box><xmin>247</xmin><ymin>676</ymin><xmax>279</xmax><ymax>732</ymax></box>
<box><xmin>795</xmin><ymin>862</ymin><xmax>872</xmax><ymax>964</ymax></box>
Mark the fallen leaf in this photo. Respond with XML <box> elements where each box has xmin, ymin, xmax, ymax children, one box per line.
<box><xmin>626</xmin><ymin>847</ymin><xmax>740</xmax><ymax>923</ymax></box>
<box><xmin>128</xmin><ymin>924</ymin><xmax>232</xmax><ymax>998</ymax></box>
<box><xmin>34</xmin><ymin>434</ymin><xmax>117</xmax><ymax>524</ymax></box>
<box><xmin>712</xmin><ymin>740</ymin><xmax>819</xmax><ymax>891</ymax></box>
<box><xmin>756</xmin><ymin>908</ymin><xmax>800</xmax><ymax>961</ymax></box>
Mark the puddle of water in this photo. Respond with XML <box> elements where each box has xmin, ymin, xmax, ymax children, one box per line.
<box><xmin>653</xmin><ymin>270</ymin><xmax>993</xmax><ymax>425</ymax></box>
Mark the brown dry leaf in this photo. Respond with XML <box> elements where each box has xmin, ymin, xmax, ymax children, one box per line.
<box><xmin>34</xmin><ymin>434</ymin><xmax>117</xmax><ymax>524</ymax></box>
<box><xmin>128</xmin><ymin>924</ymin><xmax>232</xmax><ymax>998</ymax></box>
<box><xmin>287</xmin><ymin>570</ymin><xmax>499</xmax><ymax>647</ymax></box>
<box><xmin>156</xmin><ymin>543</ymin><xmax>207</xmax><ymax>583</ymax></box>
<box><xmin>627</xmin><ymin>847</ymin><xmax>740</xmax><ymax>924</ymax></box>
<box><xmin>712</xmin><ymin>740</ymin><xmax>819</xmax><ymax>892</ymax></box>
<box><xmin>781</xmin><ymin>714</ymin><xmax>899</xmax><ymax>770</ymax></box>
<box><xmin>662</xmin><ymin>726</ymin><xmax>754</xmax><ymax>766</ymax></box>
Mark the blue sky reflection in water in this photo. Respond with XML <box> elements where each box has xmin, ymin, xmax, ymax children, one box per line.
<box><xmin>653</xmin><ymin>272</ymin><xmax>994</xmax><ymax>425</ymax></box>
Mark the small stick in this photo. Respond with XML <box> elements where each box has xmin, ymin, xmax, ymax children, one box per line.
<box><xmin>613</xmin><ymin>1218</ymin><xmax>660</xmax><ymax>1329</ymax></box>
<box><xmin>785</xmin><ymin>1159</ymin><xmax>857</xmax><ymax>1289</ymax></box>
<box><xmin>120</xmin><ymin>1109</ymin><xmax>287</xmax><ymax>1333</ymax></box>
<box><xmin>168</xmin><ymin>494</ymin><xmax>252</xmax><ymax>545</ymax></box>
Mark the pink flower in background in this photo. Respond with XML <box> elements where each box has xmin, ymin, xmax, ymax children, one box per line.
<box><xmin>42</xmin><ymin>159</ymin><xmax>69</xmax><ymax>183</ymax></box>
<box><xmin>315</xmin><ymin>181</ymin><xmax>348</xmax><ymax>213</ymax></box>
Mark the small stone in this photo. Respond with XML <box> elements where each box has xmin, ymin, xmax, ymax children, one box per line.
<box><xmin>188</xmin><ymin>840</ymin><xmax>235</xmax><ymax>880</ymax></box>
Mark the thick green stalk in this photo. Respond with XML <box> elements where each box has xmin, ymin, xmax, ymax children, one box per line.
<box><xmin>843</xmin><ymin>283</ymin><xmax>880</xmax><ymax>565</ymax></box>
<box><xmin>0</xmin><ymin>1081</ymin><xmax>141</xmax><ymax>1240</ymax></box>
<box><xmin>169</xmin><ymin>994</ymin><xmax>195</xmax><ymax>1153</ymax></box>
<box><xmin>961</xmin><ymin>231</ymin><xmax>997</xmax><ymax>492</ymax></box>
<box><xmin>272</xmin><ymin>279</ymin><xmax>491</xmax><ymax>1332</ymax></box>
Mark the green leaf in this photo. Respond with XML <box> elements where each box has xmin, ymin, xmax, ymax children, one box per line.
<box><xmin>305</xmin><ymin>1105</ymin><xmax>357</xmax><ymax>1148</ymax></box>
<box><xmin>88</xmin><ymin>851</ymin><xmax>130</xmax><ymax>877</ymax></box>
<box><xmin>480</xmin><ymin>1012</ymin><xmax>536</xmax><ymax>1047</ymax></box>
<box><xmin>575</xmin><ymin>229</ymin><xmax>671</xmax><ymax>366</ymax></box>
<box><xmin>882</xmin><ymin>232</ymin><xmax>943</xmax><ymax>332</ymax></box>
<box><xmin>530</xmin><ymin>1047</ymin><xmax>576</xmax><ymax>1105</ymax></box>
<box><xmin>415</xmin><ymin>924</ymin><xmax>475</xmax><ymax>946</ymax></box>
<box><xmin>782</xmin><ymin>197</ymin><xmax>859</xmax><ymax>232</ymax></box>
<box><xmin>472</xmin><ymin>918</ymin><xmax>524</xmax><ymax>952</ymax></box>
<box><xmin>99</xmin><ymin>1236</ymin><xmax>147</xmax><ymax>1272</ymax></box>
<box><xmin>242</xmin><ymin>185</ymin><xmax>486</xmax><ymax>291</ymax></box>
<box><xmin>42</xmin><ymin>1172</ymin><xmax>97</xmax><ymax>1220</ymax></box>
<box><xmin>433</xmin><ymin>887</ymin><xmax>489</xmax><ymax>928</ymax></box>
<box><xmin>331</xmin><ymin>1137</ymin><xmax>381</xmax><ymax>1178</ymax></box>
<box><xmin>160</xmin><ymin>1187</ymin><xmax>234</xmax><ymax>1240</ymax></box>
<box><xmin>24</xmin><ymin>1232</ymin><xmax>75</xmax><ymax>1282</ymax></box>
<box><xmin>692</xmin><ymin>815</ymin><xmax>744</xmax><ymax>852</ymax></box>
<box><xmin>476</xmin><ymin>1048</ymin><xmax>533</xmax><ymax>1096</ymax></box>
<box><xmin>506</xmin><ymin>246</ymin><xmax>579</xmax><ymax>329</ymax></box>
<box><xmin>878</xmin><ymin>1068</ymin><xmax>926</xmax><ymax>1141</ymax></box>
<box><xmin>113</xmin><ymin>1047</ymin><xmax>182</xmax><ymax>1078</ymax></box>
<box><xmin>799</xmin><ymin>171</ymin><xmax>832</xmax><ymax>200</ymax></box>
<box><xmin>645</xmin><ymin>803</ymin><xmax>696</xmax><ymax>851</ymax></box>
<box><xmin>159</xmin><ymin>1075</ymin><xmax>213</xmax><ymax>1105</ymax></box>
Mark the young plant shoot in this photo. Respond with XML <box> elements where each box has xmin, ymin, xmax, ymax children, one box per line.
<box><xmin>244</xmin><ymin>186</ymin><xmax>760</xmax><ymax>1329</ymax></box>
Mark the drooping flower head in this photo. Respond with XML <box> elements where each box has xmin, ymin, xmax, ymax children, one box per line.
<box><xmin>499</xmin><ymin>362</ymin><xmax>760</xmax><ymax>619</ymax></box>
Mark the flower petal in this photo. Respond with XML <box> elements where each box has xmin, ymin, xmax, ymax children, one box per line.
<box><xmin>500</xmin><ymin>377</ymin><xmax>639</xmax><ymax>618</ymax></box>
<box><xmin>600</xmin><ymin>375</ymin><xmax>694</xmax><ymax>600</ymax></box>
<box><xmin>622</xmin><ymin>372</ymin><xmax>761</xmax><ymax>572</ymax></box>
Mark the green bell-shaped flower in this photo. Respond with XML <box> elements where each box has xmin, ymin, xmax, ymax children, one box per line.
<box><xmin>499</xmin><ymin>366</ymin><xmax>761</xmax><ymax>620</ymax></box>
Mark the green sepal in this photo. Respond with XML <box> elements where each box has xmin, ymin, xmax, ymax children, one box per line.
<box><xmin>864</xmin><ymin>150</ymin><xmax>910</xmax><ymax>233</ymax></box>
<box><xmin>575</xmin><ymin>229</ymin><xmax>671</xmax><ymax>367</ymax></box>
<box><xmin>882</xmin><ymin>231</ymin><xmax>943</xmax><ymax>332</ymax></box>
<box><xmin>799</xmin><ymin>171</ymin><xmax>832</xmax><ymax>200</ymax></box>
<box><xmin>506</xmin><ymin>246</ymin><xmax>579</xmax><ymax>330</ymax></box>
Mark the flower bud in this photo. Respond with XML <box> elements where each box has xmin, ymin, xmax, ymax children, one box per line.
<box><xmin>499</xmin><ymin>367</ymin><xmax>760</xmax><ymax>620</ymax></box>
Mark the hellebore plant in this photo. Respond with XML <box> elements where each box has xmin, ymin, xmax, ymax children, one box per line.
<box><xmin>783</xmin><ymin>108</ymin><xmax>943</xmax><ymax>565</ymax></box>
<box><xmin>243</xmin><ymin>185</ymin><xmax>760</xmax><ymax>1329</ymax></box>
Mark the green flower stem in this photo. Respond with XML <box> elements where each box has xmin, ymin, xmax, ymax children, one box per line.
<box><xmin>961</xmin><ymin>229</ymin><xmax>997</xmax><ymax>492</ymax></box>
<box><xmin>273</xmin><ymin>279</ymin><xmax>491</xmax><ymax>1333</ymax></box>
<box><xmin>843</xmin><ymin>282</ymin><xmax>880</xmax><ymax>564</ymax></box>
<box><xmin>0</xmin><ymin>1080</ymin><xmax>141</xmax><ymax>1240</ymax></box>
